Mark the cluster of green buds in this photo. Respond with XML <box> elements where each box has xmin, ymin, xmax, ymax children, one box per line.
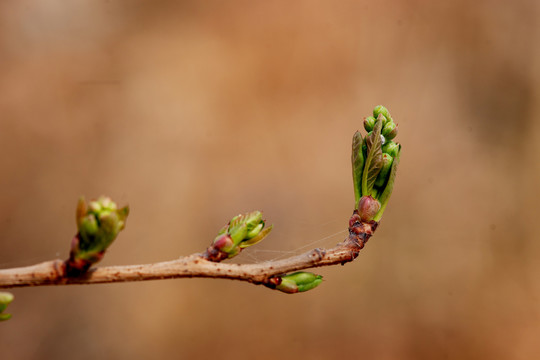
<box><xmin>66</xmin><ymin>196</ymin><xmax>129</xmax><ymax>276</ymax></box>
<box><xmin>204</xmin><ymin>211</ymin><xmax>272</xmax><ymax>262</ymax></box>
<box><xmin>266</xmin><ymin>272</ymin><xmax>323</xmax><ymax>294</ymax></box>
<box><xmin>351</xmin><ymin>105</ymin><xmax>401</xmax><ymax>222</ymax></box>
<box><xmin>0</xmin><ymin>292</ymin><xmax>14</xmax><ymax>321</ymax></box>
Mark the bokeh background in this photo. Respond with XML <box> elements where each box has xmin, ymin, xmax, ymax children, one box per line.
<box><xmin>1</xmin><ymin>1</ymin><xmax>539</xmax><ymax>359</ymax></box>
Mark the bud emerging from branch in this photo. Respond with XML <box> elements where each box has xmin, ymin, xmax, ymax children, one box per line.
<box><xmin>0</xmin><ymin>292</ymin><xmax>14</xmax><ymax>321</ymax></box>
<box><xmin>66</xmin><ymin>196</ymin><xmax>129</xmax><ymax>276</ymax></box>
<box><xmin>267</xmin><ymin>272</ymin><xmax>323</xmax><ymax>294</ymax></box>
<box><xmin>357</xmin><ymin>196</ymin><xmax>381</xmax><ymax>222</ymax></box>
<box><xmin>364</xmin><ymin>116</ymin><xmax>376</xmax><ymax>132</ymax></box>
<box><xmin>204</xmin><ymin>211</ymin><xmax>272</xmax><ymax>261</ymax></box>
<box><xmin>351</xmin><ymin>105</ymin><xmax>401</xmax><ymax>222</ymax></box>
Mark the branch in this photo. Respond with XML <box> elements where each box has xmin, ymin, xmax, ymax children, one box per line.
<box><xmin>0</xmin><ymin>104</ymin><xmax>401</xmax><ymax>320</ymax></box>
<box><xmin>0</xmin><ymin>219</ymin><xmax>377</xmax><ymax>290</ymax></box>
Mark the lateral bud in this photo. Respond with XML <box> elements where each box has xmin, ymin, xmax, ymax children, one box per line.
<box><xmin>204</xmin><ymin>211</ymin><xmax>272</xmax><ymax>261</ymax></box>
<box><xmin>268</xmin><ymin>272</ymin><xmax>323</xmax><ymax>294</ymax></box>
<box><xmin>363</xmin><ymin>116</ymin><xmax>376</xmax><ymax>132</ymax></box>
<box><xmin>357</xmin><ymin>195</ymin><xmax>381</xmax><ymax>222</ymax></box>
<box><xmin>0</xmin><ymin>292</ymin><xmax>14</xmax><ymax>321</ymax></box>
<box><xmin>67</xmin><ymin>196</ymin><xmax>129</xmax><ymax>276</ymax></box>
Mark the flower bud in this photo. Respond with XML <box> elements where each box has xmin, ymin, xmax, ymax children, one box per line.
<box><xmin>382</xmin><ymin>141</ymin><xmax>400</xmax><ymax>158</ymax></box>
<box><xmin>363</xmin><ymin>116</ymin><xmax>376</xmax><ymax>132</ymax></box>
<box><xmin>357</xmin><ymin>196</ymin><xmax>381</xmax><ymax>222</ymax></box>
<box><xmin>373</xmin><ymin>105</ymin><xmax>391</xmax><ymax>121</ymax></box>
<box><xmin>375</xmin><ymin>153</ymin><xmax>394</xmax><ymax>188</ymax></box>
<box><xmin>382</xmin><ymin>122</ymin><xmax>397</xmax><ymax>140</ymax></box>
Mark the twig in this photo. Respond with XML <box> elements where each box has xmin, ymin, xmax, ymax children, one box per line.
<box><xmin>0</xmin><ymin>218</ymin><xmax>377</xmax><ymax>290</ymax></box>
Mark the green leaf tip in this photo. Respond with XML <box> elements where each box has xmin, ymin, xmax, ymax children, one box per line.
<box><xmin>268</xmin><ymin>272</ymin><xmax>323</xmax><ymax>294</ymax></box>
<box><xmin>351</xmin><ymin>131</ymin><xmax>365</xmax><ymax>205</ymax></box>
<box><xmin>362</xmin><ymin>119</ymin><xmax>384</xmax><ymax>197</ymax></box>
<box><xmin>67</xmin><ymin>196</ymin><xmax>129</xmax><ymax>276</ymax></box>
<box><xmin>204</xmin><ymin>210</ymin><xmax>272</xmax><ymax>261</ymax></box>
<box><xmin>352</xmin><ymin>105</ymin><xmax>401</xmax><ymax>222</ymax></box>
<box><xmin>0</xmin><ymin>292</ymin><xmax>14</xmax><ymax>321</ymax></box>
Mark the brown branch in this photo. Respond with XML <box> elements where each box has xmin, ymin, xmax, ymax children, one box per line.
<box><xmin>0</xmin><ymin>216</ymin><xmax>377</xmax><ymax>290</ymax></box>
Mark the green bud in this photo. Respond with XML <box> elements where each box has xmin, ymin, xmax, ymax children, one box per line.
<box><xmin>88</xmin><ymin>200</ymin><xmax>102</xmax><ymax>213</ymax></box>
<box><xmin>79</xmin><ymin>215</ymin><xmax>99</xmax><ymax>242</ymax></box>
<box><xmin>352</xmin><ymin>105</ymin><xmax>401</xmax><ymax>223</ymax></box>
<box><xmin>243</xmin><ymin>211</ymin><xmax>263</xmax><ymax>235</ymax></box>
<box><xmin>227</xmin><ymin>211</ymin><xmax>267</xmax><ymax>247</ymax></box>
<box><xmin>0</xmin><ymin>292</ymin><xmax>14</xmax><ymax>321</ymax></box>
<box><xmin>246</xmin><ymin>223</ymin><xmax>264</xmax><ymax>239</ymax></box>
<box><xmin>239</xmin><ymin>225</ymin><xmax>273</xmax><ymax>248</ymax></box>
<box><xmin>67</xmin><ymin>196</ymin><xmax>129</xmax><ymax>276</ymax></box>
<box><xmin>373</xmin><ymin>105</ymin><xmax>391</xmax><ymax>121</ymax></box>
<box><xmin>204</xmin><ymin>211</ymin><xmax>271</xmax><ymax>261</ymax></box>
<box><xmin>363</xmin><ymin>116</ymin><xmax>376</xmax><ymax>132</ymax></box>
<box><xmin>375</xmin><ymin>153</ymin><xmax>394</xmax><ymax>188</ymax></box>
<box><xmin>382</xmin><ymin>141</ymin><xmax>400</xmax><ymax>158</ymax></box>
<box><xmin>229</xmin><ymin>223</ymin><xmax>248</xmax><ymax>245</ymax></box>
<box><xmin>275</xmin><ymin>272</ymin><xmax>323</xmax><ymax>294</ymax></box>
<box><xmin>382</xmin><ymin>122</ymin><xmax>397</xmax><ymax>140</ymax></box>
<box><xmin>374</xmin><ymin>144</ymin><xmax>401</xmax><ymax>221</ymax></box>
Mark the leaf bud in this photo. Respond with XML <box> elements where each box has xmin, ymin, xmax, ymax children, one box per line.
<box><xmin>0</xmin><ymin>292</ymin><xmax>14</xmax><ymax>321</ymax></box>
<box><xmin>275</xmin><ymin>272</ymin><xmax>323</xmax><ymax>294</ymax></box>
<box><xmin>357</xmin><ymin>196</ymin><xmax>381</xmax><ymax>222</ymax></box>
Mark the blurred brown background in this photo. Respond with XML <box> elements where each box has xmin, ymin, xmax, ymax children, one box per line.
<box><xmin>1</xmin><ymin>1</ymin><xmax>539</xmax><ymax>359</ymax></box>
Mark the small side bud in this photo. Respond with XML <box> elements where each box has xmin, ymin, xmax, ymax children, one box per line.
<box><xmin>212</xmin><ymin>234</ymin><xmax>236</xmax><ymax>253</ymax></box>
<box><xmin>204</xmin><ymin>211</ymin><xmax>271</xmax><ymax>261</ymax></box>
<box><xmin>66</xmin><ymin>196</ymin><xmax>129</xmax><ymax>276</ymax></box>
<box><xmin>382</xmin><ymin>141</ymin><xmax>400</xmax><ymax>158</ymax></box>
<box><xmin>375</xmin><ymin>153</ymin><xmax>394</xmax><ymax>188</ymax></box>
<box><xmin>0</xmin><ymin>292</ymin><xmax>14</xmax><ymax>321</ymax></box>
<box><xmin>382</xmin><ymin>122</ymin><xmax>397</xmax><ymax>140</ymax></box>
<box><xmin>357</xmin><ymin>196</ymin><xmax>381</xmax><ymax>222</ymax></box>
<box><xmin>363</xmin><ymin>116</ymin><xmax>376</xmax><ymax>132</ymax></box>
<box><xmin>271</xmin><ymin>272</ymin><xmax>323</xmax><ymax>294</ymax></box>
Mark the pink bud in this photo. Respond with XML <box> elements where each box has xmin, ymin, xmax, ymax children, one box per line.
<box><xmin>357</xmin><ymin>196</ymin><xmax>381</xmax><ymax>222</ymax></box>
<box><xmin>213</xmin><ymin>234</ymin><xmax>235</xmax><ymax>252</ymax></box>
